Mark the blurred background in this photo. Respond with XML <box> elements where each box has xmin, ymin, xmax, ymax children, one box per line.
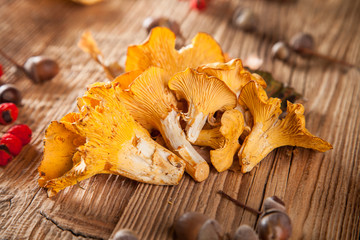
<box><xmin>0</xmin><ymin>0</ymin><xmax>359</xmax><ymax>239</ymax></box>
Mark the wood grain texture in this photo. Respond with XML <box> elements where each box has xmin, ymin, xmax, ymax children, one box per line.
<box><xmin>0</xmin><ymin>0</ymin><xmax>359</xmax><ymax>239</ymax></box>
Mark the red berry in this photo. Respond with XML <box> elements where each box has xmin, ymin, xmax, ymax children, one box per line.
<box><xmin>0</xmin><ymin>64</ymin><xmax>3</xmax><ymax>78</ymax></box>
<box><xmin>190</xmin><ymin>0</ymin><xmax>207</xmax><ymax>10</ymax></box>
<box><xmin>8</xmin><ymin>124</ymin><xmax>32</xmax><ymax>146</ymax></box>
<box><xmin>0</xmin><ymin>103</ymin><xmax>18</xmax><ymax>125</ymax></box>
<box><xmin>0</xmin><ymin>133</ymin><xmax>22</xmax><ymax>156</ymax></box>
<box><xmin>0</xmin><ymin>148</ymin><xmax>12</xmax><ymax>166</ymax></box>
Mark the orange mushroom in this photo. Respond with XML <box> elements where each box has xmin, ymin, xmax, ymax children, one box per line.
<box><xmin>168</xmin><ymin>68</ymin><xmax>237</xmax><ymax>143</ymax></box>
<box><xmin>39</xmin><ymin>83</ymin><xmax>185</xmax><ymax>196</ymax></box>
<box><xmin>195</xmin><ymin>109</ymin><xmax>245</xmax><ymax>172</ymax></box>
<box><xmin>238</xmin><ymin>81</ymin><xmax>333</xmax><ymax>173</ymax></box>
<box><xmin>125</xmin><ymin>27</ymin><xmax>225</xmax><ymax>76</ymax></box>
<box><xmin>197</xmin><ymin>58</ymin><xmax>266</xmax><ymax>96</ymax></box>
<box><xmin>118</xmin><ymin>67</ymin><xmax>210</xmax><ymax>182</ymax></box>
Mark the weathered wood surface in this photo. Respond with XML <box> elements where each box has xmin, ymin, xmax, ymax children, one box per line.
<box><xmin>0</xmin><ymin>0</ymin><xmax>359</xmax><ymax>239</ymax></box>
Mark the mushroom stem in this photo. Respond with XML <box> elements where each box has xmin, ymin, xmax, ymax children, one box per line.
<box><xmin>160</xmin><ymin>109</ymin><xmax>209</xmax><ymax>182</ymax></box>
<box><xmin>42</xmin><ymin>130</ymin><xmax>185</xmax><ymax>197</ymax></box>
<box><xmin>217</xmin><ymin>190</ymin><xmax>262</xmax><ymax>215</ymax></box>
<box><xmin>185</xmin><ymin>111</ymin><xmax>207</xmax><ymax>143</ymax></box>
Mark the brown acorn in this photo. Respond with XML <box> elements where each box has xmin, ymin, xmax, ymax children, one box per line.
<box><xmin>233</xmin><ymin>225</ymin><xmax>259</xmax><ymax>240</ymax></box>
<box><xmin>174</xmin><ymin>212</ymin><xmax>224</xmax><ymax>240</ymax></box>
<box><xmin>0</xmin><ymin>84</ymin><xmax>21</xmax><ymax>105</ymax></box>
<box><xmin>289</xmin><ymin>32</ymin><xmax>315</xmax><ymax>53</ymax></box>
<box><xmin>257</xmin><ymin>210</ymin><xmax>292</xmax><ymax>240</ymax></box>
<box><xmin>113</xmin><ymin>229</ymin><xmax>138</xmax><ymax>240</ymax></box>
<box><xmin>271</xmin><ymin>42</ymin><xmax>290</xmax><ymax>61</ymax></box>
<box><xmin>232</xmin><ymin>7</ymin><xmax>257</xmax><ymax>31</ymax></box>
<box><xmin>23</xmin><ymin>56</ymin><xmax>59</xmax><ymax>83</ymax></box>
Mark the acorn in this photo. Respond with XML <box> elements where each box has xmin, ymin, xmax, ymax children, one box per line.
<box><xmin>263</xmin><ymin>196</ymin><xmax>286</xmax><ymax>212</ymax></box>
<box><xmin>233</xmin><ymin>225</ymin><xmax>259</xmax><ymax>240</ymax></box>
<box><xmin>289</xmin><ymin>32</ymin><xmax>315</xmax><ymax>54</ymax></box>
<box><xmin>113</xmin><ymin>229</ymin><xmax>138</xmax><ymax>240</ymax></box>
<box><xmin>0</xmin><ymin>84</ymin><xmax>21</xmax><ymax>105</ymax></box>
<box><xmin>23</xmin><ymin>56</ymin><xmax>59</xmax><ymax>83</ymax></box>
<box><xmin>232</xmin><ymin>7</ymin><xmax>257</xmax><ymax>31</ymax></box>
<box><xmin>271</xmin><ymin>42</ymin><xmax>290</xmax><ymax>61</ymax></box>
<box><xmin>257</xmin><ymin>210</ymin><xmax>292</xmax><ymax>240</ymax></box>
<box><xmin>0</xmin><ymin>49</ymin><xmax>59</xmax><ymax>84</ymax></box>
<box><xmin>174</xmin><ymin>212</ymin><xmax>224</xmax><ymax>240</ymax></box>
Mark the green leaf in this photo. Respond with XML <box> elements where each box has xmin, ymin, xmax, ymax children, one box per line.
<box><xmin>250</xmin><ymin>69</ymin><xmax>302</xmax><ymax>111</ymax></box>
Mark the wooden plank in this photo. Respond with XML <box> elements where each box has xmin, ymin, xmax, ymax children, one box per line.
<box><xmin>0</xmin><ymin>0</ymin><xmax>359</xmax><ymax>239</ymax></box>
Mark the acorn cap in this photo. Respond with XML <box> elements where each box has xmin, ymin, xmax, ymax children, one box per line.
<box><xmin>174</xmin><ymin>212</ymin><xmax>223</xmax><ymax>240</ymax></box>
<box><xmin>197</xmin><ymin>219</ymin><xmax>224</xmax><ymax>240</ymax></box>
<box><xmin>263</xmin><ymin>196</ymin><xmax>286</xmax><ymax>212</ymax></box>
<box><xmin>233</xmin><ymin>225</ymin><xmax>258</xmax><ymax>240</ymax></box>
<box><xmin>113</xmin><ymin>229</ymin><xmax>138</xmax><ymax>240</ymax></box>
<box><xmin>258</xmin><ymin>210</ymin><xmax>292</xmax><ymax>240</ymax></box>
<box><xmin>0</xmin><ymin>84</ymin><xmax>22</xmax><ymax>105</ymax></box>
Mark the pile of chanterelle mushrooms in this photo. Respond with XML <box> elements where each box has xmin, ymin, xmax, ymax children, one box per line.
<box><xmin>38</xmin><ymin>27</ymin><xmax>332</xmax><ymax>197</ymax></box>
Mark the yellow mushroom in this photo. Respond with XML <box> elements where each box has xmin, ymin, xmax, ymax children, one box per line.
<box><xmin>39</xmin><ymin>84</ymin><xmax>185</xmax><ymax>196</ymax></box>
<box><xmin>197</xmin><ymin>58</ymin><xmax>267</xmax><ymax>96</ymax></box>
<box><xmin>118</xmin><ymin>67</ymin><xmax>210</xmax><ymax>182</ymax></box>
<box><xmin>194</xmin><ymin>128</ymin><xmax>224</xmax><ymax>150</ymax></box>
<box><xmin>195</xmin><ymin>109</ymin><xmax>245</xmax><ymax>172</ymax></box>
<box><xmin>60</xmin><ymin>112</ymin><xmax>83</xmax><ymax>133</ymax></box>
<box><xmin>168</xmin><ymin>68</ymin><xmax>237</xmax><ymax>143</ymax></box>
<box><xmin>210</xmin><ymin>109</ymin><xmax>244</xmax><ymax>172</ymax></box>
<box><xmin>197</xmin><ymin>58</ymin><xmax>266</xmax><ymax>132</ymax></box>
<box><xmin>38</xmin><ymin>121</ymin><xmax>86</xmax><ymax>188</ymax></box>
<box><xmin>112</xmin><ymin>70</ymin><xmax>144</xmax><ymax>90</ymax></box>
<box><xmin>125</xmin><ymin>27</ymin><xmax>225</xmax><ymax>76</ymax></box>
<box><xmin>238</xmin><ymin>81</ymin><xmax>333</xmax><ymax>173</ymax></box>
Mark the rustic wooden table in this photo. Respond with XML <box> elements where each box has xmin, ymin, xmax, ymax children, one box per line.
<box><xmin>0</xmin><ymin>0</ymin><xmax>359</xmax><ymax>239</ymax></box>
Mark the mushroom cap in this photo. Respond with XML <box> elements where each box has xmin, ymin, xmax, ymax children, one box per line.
<box><xmin>118</xmin><ymin>67</ymin><xmax>177</xmax><ymax>131</ymax></box>
<box><xmin>238</xmin><ymin>81</ymin><xmax>333</xmax><ymax>172</ymax></box>
<box><xmin>60</xmin><ymin>112</ymin><xmax>83</xmax><ymax>133</ymax></box>
<box><xmin>169</xmin><ymin>68</ymin><xmax>237</xmax><ymax>116</ymax></box>
<box><xmin>168</xmin><ymin>68</ymin><xmax>237</xmax><ymax>142</ymax></box>
<box><xmin>38</xmin><ymin>121</ymin><xmax>86</xmax><ymax>187</ymax></box>
<box><xmin>270</xmin><ymin>102</ymin><xmax>333</xmax><ymax>152</ymax></box>
<box><xmin>210</xmin><ymin>109</ymin><xmax>244</xmax><ymax>172</ymax></box>
<box><xmin>125</xmin><ymin>27</ymin><xmax>225</xmax><ymax>76</ymax></box>
<box><xmin>194</xmin><ymin>127</ymin><xmax>225</xmax><ymax>150</ymax></box>
<box><xmin>238</xmin><ymin>81</ymin><xmax>282</xmax><ymax>126</ymax></box>
<box><xmin>39</xmin><ymin>83</ymin><xmax>185</xmax><ymax>196</ymax></box>
<box><xmin>113</xmin><ymin>70</ymin><xmax>144</xmax><ymax>90</ymax></box>
<box><xmin>197</xmin><ymin>58</ymin><xmax>267</xmax><ymax>94</ymax></box>
<box><xmin>119</xmin><ymin>67</ymin><xmax>210</xmax><ymax>182</ymax></box>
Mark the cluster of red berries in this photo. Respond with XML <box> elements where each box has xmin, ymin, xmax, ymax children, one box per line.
<box><xmin>0</xmin><ymin>102</ymin><xmax>32</xmax><ymax>166</ymax></box>
<box><xmin>0</xmin><ymin>124</ymin><xmax>32</xmax><ymax>166</ymax></box>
